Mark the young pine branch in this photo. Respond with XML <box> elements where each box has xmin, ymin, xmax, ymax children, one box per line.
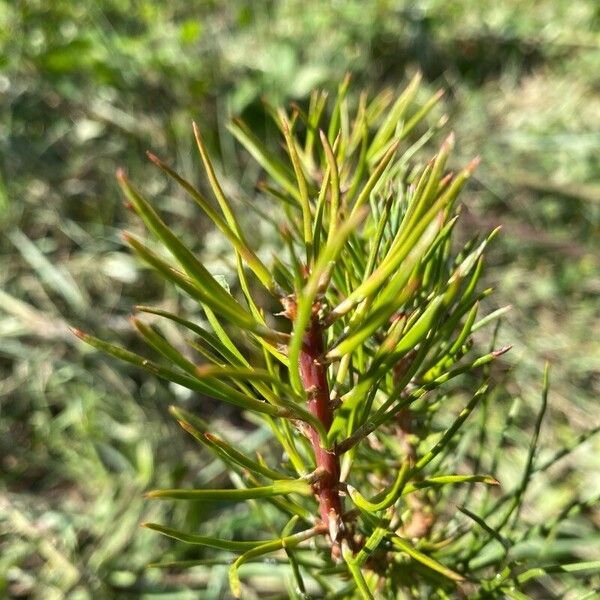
<box><xmin>71</xmin><ymin>75</ymin><xmax>581</xmax><ymax>599</ymax></box>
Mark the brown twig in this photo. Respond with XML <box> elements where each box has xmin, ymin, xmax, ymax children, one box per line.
<box><xmin>299</xmin><ymin>317</ymin><xmax>346</xmax><ymax>555</ymax></box>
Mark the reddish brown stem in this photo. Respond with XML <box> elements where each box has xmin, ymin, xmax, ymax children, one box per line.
<box><xmin>299</xmin><ymin>318</ymin><xmax>344</xmax><ymax>544</ymax></box>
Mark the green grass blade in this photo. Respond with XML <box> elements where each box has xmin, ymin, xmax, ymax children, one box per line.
<box><xmin>457</xmin><ymin>506</ymin><xmax>510</xmax><ymax>552</ymax></box>
<box><xmin>516</xmin><ymin>560</ymin><xmax>600</xmax><ymax>584</ymax></box>
<box><xmin>414</xmin><ymin>385</ymin><xmax>489</xmax><ymax>472</ymax></box>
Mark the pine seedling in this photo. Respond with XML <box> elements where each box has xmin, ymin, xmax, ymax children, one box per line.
<box><xmin>74</xmin><ymin>76</ymin><xmax>598</xmax><ymax>597</ymax></box>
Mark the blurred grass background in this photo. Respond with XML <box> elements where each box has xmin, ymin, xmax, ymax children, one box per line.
<box><xmin>0</xmin><ymin>1</ymin><xmax>598</xmax><ymax>598</ymax></box>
